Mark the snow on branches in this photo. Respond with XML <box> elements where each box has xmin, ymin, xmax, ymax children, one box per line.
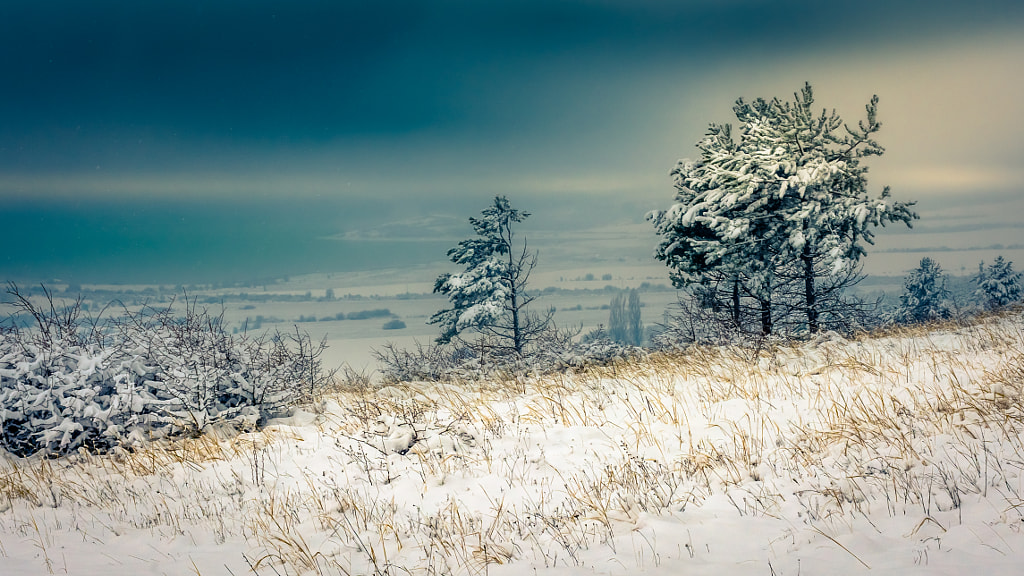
<box><xmin>0</xmin><ymin>286</ymin><xmax>332</xmax><ymax>457</ymax></box>
<box><xmin>974</xmin><ymin>256</ymin><xmax>1022</xmax><ymax>310</ymax></box>
<box><xmin>649</xmin><ymin>83</ymin><xmax>917</xmax><ymax>335</ymax></box>
<box><xmin>430</xmin><ymin>196</ymin><xmax>551</xmax><ymax>355</ymax></box>
<box><xmin>898</xmin><ymin>257</ymin><xmax>951</xmax><ymax>323</ymax></box>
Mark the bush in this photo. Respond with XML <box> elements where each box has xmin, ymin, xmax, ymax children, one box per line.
<box><xmin>648</xmin><ymin>291</ymin><xmax>744</xmax><ymax>350</ymax></box>
<box><xmin>382</xmin><ymin>319</ymin><xmax>406</xmax><ymax>330</ymax></box>
<box><xmin>0</xmin><ymin>284</ymin><xmax>335</xmax><ymax>457</ymax></box>
<box><xmin>374</xmin><ymin>324</ymin><xmax>643</xmax><ymax>384</ymax></box>
<box><xmin>347</xmin><ymin>309</ymin><xmax>392</xmax><ymax>320</ymax></box>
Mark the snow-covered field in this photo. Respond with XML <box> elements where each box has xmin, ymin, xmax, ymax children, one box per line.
<box><xmin>4</xmin><ymin>315</ymin><xmax>1024</xmax><ymax>575</ymax></box>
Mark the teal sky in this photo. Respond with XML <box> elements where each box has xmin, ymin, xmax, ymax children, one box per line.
<box><xmin>2</xmin><ymin>1</ymin><xmax>1023</xmax><ymax>283</ymax></box>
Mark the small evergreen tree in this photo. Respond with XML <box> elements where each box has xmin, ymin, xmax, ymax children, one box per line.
<box><xmin>974</xmin><ymin>256</ymin><xmax>1022</xmax><ymax>310</ymax></box>
<box><xmin>897</xmin><ymin>257</ymin><xmax>950</xmax><ymax>323</ymax></box>
<box><xmin>430</xmin><ymin>196</ymin><xmax>551</xmax><ymax>355</ymax></box>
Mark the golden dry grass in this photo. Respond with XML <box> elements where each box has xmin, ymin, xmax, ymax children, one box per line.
<box><xmin>3</xmin><ymin>312</ymin><xmax>1024</xmax><ymax>574</ymax></box>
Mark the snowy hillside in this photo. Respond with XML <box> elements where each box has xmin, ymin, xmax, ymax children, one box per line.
<box><xmin>4</xmin><ymin>315</ymin><xmax>1024</xmax><ymax>575</ymax></box>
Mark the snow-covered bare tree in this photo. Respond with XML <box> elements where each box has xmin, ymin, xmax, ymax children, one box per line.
<box><xmin>974</xmin><ymin>256</ymin><xmax>1022</xmax><ymax>310</ymax></box>
<box><xmin>649</xmin><ymin>83</ymin><xmax>917</xmax><ymax>335</ymax></box>
<box><xmin>430</xmin><ymin>196</ymin><xmax>552</xmax><ymax>355</ymax></box>
<box><xmin>897</xmin><ymin>257</ymin><xmax>950</xmax><ymax>323</ymax></box>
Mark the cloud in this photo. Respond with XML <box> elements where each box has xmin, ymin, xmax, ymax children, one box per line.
<box><xmin>0</xmin><ymin>172</ymin><xmax>347</xmax><ymax>200</ymax></box>
<box><xmin>2</xmin><ymin>2</ymin><xmax>1023</xmax><ymax>282</ymax></box>
<box><xmin>883</xmin><ymin>166</ymin><xmax>1024</xmax><ymax>195</ymax></box>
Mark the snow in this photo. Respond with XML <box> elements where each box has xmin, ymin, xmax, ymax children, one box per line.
<box><xmin>432</xmin><ymin>196</ymin><xmax>526</xmax><ymax>344</ymax></box>
<box><xmin>650</xmin><ymin>83</ymin><xmax>917</xmax><ymax>319</ymax></box>
<box><xmin>975</xmin><ymin>256</ymin><xmax>1022</xmax><ymax>309</ymax></box>
<box><xmin>5</xmin><ymin>315</ymin><xmax>1024</xmax><ymax>574</ymax></box>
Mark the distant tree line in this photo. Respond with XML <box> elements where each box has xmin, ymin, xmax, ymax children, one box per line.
<box><xmin>295</xmin><ymin>308</ymin><xmax>394</xmax><ymax>323</ymax></box>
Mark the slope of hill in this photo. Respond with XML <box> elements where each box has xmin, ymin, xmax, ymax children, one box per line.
<box><xmin>4</xmin><ymin>314</ymin><xmax>1024</xmax><ymax>575</ymax></box>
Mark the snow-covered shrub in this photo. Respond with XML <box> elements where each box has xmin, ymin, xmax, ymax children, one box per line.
<box><xmin>374</xmin><ymin>325</ymin><xmax>643</xmax><ymax>384</ymax></box>
<box><xmin>0</xmin><ymin>339</ymin><xmax>124</xmax><ymax>456</ymax></box>
<box><xmin>373</xmin><ymin>340</ymin><xmax>469</xmax><ymax>383</ymax></box>
<box><xmin>113</xmin><ymin>304</ymin><xmax>317</xmax><ymax>434</ymax></box>
<box><xmin>647</xmin><ymin>290</ymin><xmax>754</xmax><ymax>351</ymax></box>
<box><xmin>974</xmin><ymin>256</ymin><xmax>1022</xmax><ymax>310</ymax></box>
<box><xmin>0</xmin><ymin>286</ymin><xmax>334</xmax><ymax>457</ymax></box>
<box><xmin>896</xmin><ymin>257</ymin><xmax>951</xmax><ymax>324</ymax></box>
<box><xmin>527</xmin><ymin>324</ymin><xmax>642</xmax><ymax>371</ymax></box>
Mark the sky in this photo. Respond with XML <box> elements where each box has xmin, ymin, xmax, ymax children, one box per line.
<box><xmin>2</xmin><ymin>0</ymin><xmax>1023</xmax><ymax>283</ymax></box>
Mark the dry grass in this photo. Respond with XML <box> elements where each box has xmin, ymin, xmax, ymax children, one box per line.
<box><xmin>3</xmin><ymin>312</ymin><xmax>1024</xmax><ymax>574</ymax></box>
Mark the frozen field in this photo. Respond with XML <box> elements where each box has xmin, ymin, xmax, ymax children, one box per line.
<box><xmin>42</xmin><ymin>253</ymin><xmax>925</xmax><ymax>376</ymax></box>
<box><xmin>52</xmin><ymin>262</ymin><xmax>683</xmax><ymax>375</ymax></box>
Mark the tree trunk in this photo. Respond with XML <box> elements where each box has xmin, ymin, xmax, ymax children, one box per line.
<box><xmin>760</xmin><ymin>297</ymin><xmax>772</xmax><ymax>336</ymax></box>
<box><xmin>731</xmin><ymin>277</ymin><xmax>741</xmax><ymax>325</ymax></box>
<box><xmin>507</xmin><ymin>266</ymin><xmax>523</xmax><ymax>355</ymax></box>
<box><xmin>803</xmin><ymin>244</ymin><xmax>818</xmax><ymax>334</ymax></box>
<box><xmin>504</xmin><ymin>222</ymin><xmax>524</xmax><ymax>355</ymax></box>
<box><xmin>510</xmin><ymin>290</ymin><xmax>522</xmax><ymax>354</ymax></box>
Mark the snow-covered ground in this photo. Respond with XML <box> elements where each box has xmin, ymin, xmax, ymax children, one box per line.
<box><xmin>4</xmin><ymin>315</ymin><xmax>1024</xmax><ymax>575</ymax></box>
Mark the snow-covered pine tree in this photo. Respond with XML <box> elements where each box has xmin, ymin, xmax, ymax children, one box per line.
<box><xmin>974</xmin><ymin>256</ymin><xmax>1022</xmax><ymax>310</ymax></box>
<box><xmin>898</xmin><ymin>257</ymin><xmax>950</xmax><ymax>323</ymax></box>
<box><xmin>649</xmin><ymin>83</ymin><xmax>917</xmax><ymax>335</ymax></box>
<box><xmin>430</xmin><ymin>196</ymin><xmax>551</xmax><ymax>355</ymax></box>
<box><xmin>647</xmin><ymin>125</ymin><xmax>777</xmax><ymax>335</ymax></box>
